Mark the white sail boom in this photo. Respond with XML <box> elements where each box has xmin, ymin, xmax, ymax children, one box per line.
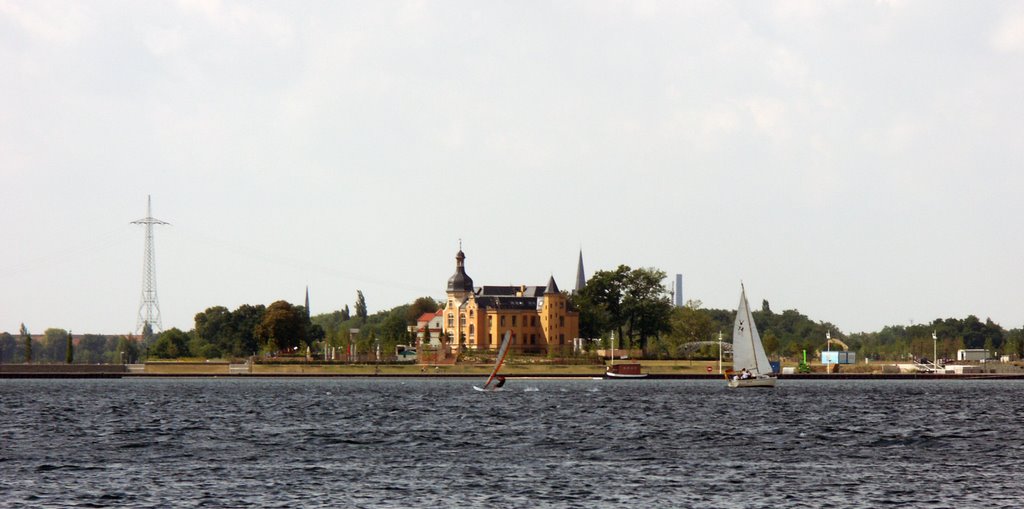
<box><xmin>732</xmin><ymin>286</ymin><xmax>772</xmax><ymax>376</ymax></box>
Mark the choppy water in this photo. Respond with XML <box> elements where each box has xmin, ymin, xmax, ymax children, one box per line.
<box><xmin>1</xmin><ymin>378</ymin><xmax>1022</xmax><ymax>508</ymax></box>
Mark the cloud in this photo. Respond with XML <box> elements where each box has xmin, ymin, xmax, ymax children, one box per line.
<box><xmin>0</xmin><ymin>0</ymin><xmax>93</xmax><ymax>44</ymax></box>
<box><xmin>990</xmin><ymin>11</ymin><xmax>1024</xmax><ymax>52</ymax></box>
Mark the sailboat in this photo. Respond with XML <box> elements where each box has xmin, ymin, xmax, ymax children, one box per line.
<box><xmin>474</xmin><ymin>330</ymin><xmax>512</xmax><ymax>392</ymax></box>
<box><xmin>605</xmin><ymin>331</ymin><xmax>647</xmax><ymax>379</ymax></box>
<box><xmin>726</xmin><ymin>284</ymin><xmax>776</xmax><ymax>388</ymax></box>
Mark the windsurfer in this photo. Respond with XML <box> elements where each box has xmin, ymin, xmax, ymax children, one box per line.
<box><xmin>495</xmin><ymin>376</ymin><xmax>506</xmax><ymax>388</ymax></box>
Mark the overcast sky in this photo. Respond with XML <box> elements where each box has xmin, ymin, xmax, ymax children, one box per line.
<box><xmin>2</xmin><ymin>0</ymin><xmax>1023</xmax><ymax>337</ymax></box>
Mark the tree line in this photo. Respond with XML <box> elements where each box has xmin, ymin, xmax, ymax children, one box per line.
<box><xmin>5</xmin><ymin>269</ymin><xmax>1022</xmax><ymax>363</ymax></box>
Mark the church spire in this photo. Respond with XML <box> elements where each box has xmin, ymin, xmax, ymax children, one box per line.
<box><xmin>574</xmin><ymin>249</ymin><xmax>586</xmax><ymax>293</ymax></box>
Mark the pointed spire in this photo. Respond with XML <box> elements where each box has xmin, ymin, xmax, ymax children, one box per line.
<box><xmin>545</xmin><ymin>275</ymin><xmax>560</xmax><ymax>294</ymax></box>
<box><xmin>305</xmin><ymin>286</ymin><xmax>310</xmax><ymax>319</ymax></box>
<box><xmin>574</xmin><ymin>249</ymin><xmax>586</xmax><ymax>293</ymax></box>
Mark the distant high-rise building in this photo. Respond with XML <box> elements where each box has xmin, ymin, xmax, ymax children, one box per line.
<box><xmin>674</xmin><ymin>274</ymin><xmax>683</xmax><ymax>307</ymax></box>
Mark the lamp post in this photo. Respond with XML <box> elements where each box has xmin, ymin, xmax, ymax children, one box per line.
<box><xmin>933</xmin><ymin>331</ymin><xmax>938</xmax><ymax>371</ymax></box>
<box><xmin>718</xmin><ymin>331</ymin><xmax>723</xmax><ymax>374</ymax></box>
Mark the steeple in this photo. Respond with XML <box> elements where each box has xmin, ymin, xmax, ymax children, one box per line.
<box><xmin>446</xmin><ymin>246</ymin><xmax>474</xmax><ymax>293</ymax></box>
<box><xmin>305</xmin><ymin>286</ymin><xmax>310</xmax><ymax>319</ymax></box>
<box><xmin>574</xmin><ymin>249</ymin><xmax>586</xmax><ymax>293</ymax></box>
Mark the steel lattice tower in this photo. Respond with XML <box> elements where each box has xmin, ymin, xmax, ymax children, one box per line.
<box><xmin>132</xmin><ymin>195</ymin><xmax>169</xmax><ymax>334</ymax></box>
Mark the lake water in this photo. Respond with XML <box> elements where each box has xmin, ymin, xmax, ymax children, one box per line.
<box><xmin>1</xmin><ymin>378</ymin><xmax>1022</xmax><ymax>508</ymax></box>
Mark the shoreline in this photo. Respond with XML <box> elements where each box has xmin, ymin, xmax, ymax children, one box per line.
<box><xmin>4</xmin><ymin>371</ymin><xmax>1024</xmax><ymax>380</ymax></box>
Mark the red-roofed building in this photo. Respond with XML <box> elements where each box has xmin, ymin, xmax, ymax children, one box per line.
<box><xmin>416</xmin><ymin>310</ymin><xmax>444</xmax><ymax>347</ymax></box>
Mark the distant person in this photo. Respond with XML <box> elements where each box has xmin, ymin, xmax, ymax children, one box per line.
<box><xmin>740</xmin><ymin>369</ymin><xmax>751</xmax><ymax>380</ymax></box>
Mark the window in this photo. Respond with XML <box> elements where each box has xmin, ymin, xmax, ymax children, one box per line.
<box><xmin>469</xmin><ymin>324</ymin><xmax>475</xmax><ymax>334</ymax></box>
<box><xmin>469</xmin><ymin>310</ymin><xmax>474</xmax><ymax>318</ymax></box>
<box><xmin>512</xmin><ymin>316</ymin><xmax>517</xmax><ymax>327</ymax></box>
<box><xmin>531</xmin><ymin>316</ymin><xmax>536</xmax><ymax>327</ymax></box>
<box><xmin>447</xmin><ymin>314</ymin><xmax>454</xmax><ymax>327</ymax></box>
<box><xmin>460</xmin><ymin>314</ymin><xmax>466</xmax><ymax>326</ymax></box>
<box><xmin>530</xmin><ymin>334</ymin><xmax>536</xmax><ymax>345</ymax></box>
<box><xmin>559</xmin><ymin>334</ymin><xmax>565</xmax><ymax>344</ymax></box>
<box><xmin>559</xmin><ymin>316</ymin><xmax>565</xmax><ymax>327</ymax></box>
<box><xmin>500</xmin><ymin>316</ymin><xmax>506</xmax><ymax>326</ymax></box>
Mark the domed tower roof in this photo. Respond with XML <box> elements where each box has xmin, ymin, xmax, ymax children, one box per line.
<box><xmin>446</xmin><ymin>249</ymin><xmax>474</xmax><ymax>293</ymax></box>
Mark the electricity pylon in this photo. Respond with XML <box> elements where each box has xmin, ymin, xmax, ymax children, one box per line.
<box><xmin>132</xmin><ymin>195</ymin><xmax>169</xmax><ymax>335</ymax></box>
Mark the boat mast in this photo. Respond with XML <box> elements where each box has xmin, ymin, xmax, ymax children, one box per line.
<box><xmin>742</xmin><ymin>284</ymin><xmax>762</xmax><ymax>374</ymax></box>
<box><xmin>610</xmin><ymin>331</ymin><xmax>615</xmax><ymax>368</ymax></box>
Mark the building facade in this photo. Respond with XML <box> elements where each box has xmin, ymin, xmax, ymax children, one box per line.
<box><xmin>442</xmin><ymin>249</ymin><xmax>579</xmax><ymax>355</ymax></box>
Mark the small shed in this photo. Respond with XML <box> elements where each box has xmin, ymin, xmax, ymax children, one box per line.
<box><xmin>821</xmin><ymin>351</ymin><xmax>856</xmax><ymax>365</ymax></box>
<box><xmin>956</xmin><ymin>349</ymin><xmax>989</xmax><ymax>361</ymax></box>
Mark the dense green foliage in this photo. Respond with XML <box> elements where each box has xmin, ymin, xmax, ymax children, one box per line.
<box><xmin>3</xmin><ymin>268</ymin><xmax>1020</xmax><ymax>364</ymax></box>
<box><xmin>20</xmin><ymin>324</ymin><xmax>31</xmax><ymax>363</ymax></box>
<box><xmin>656</xmin><ymin>302</ymin><xmax>1022</xmax><ymax>362</ymax></box>
<box><xmin>572</xmin><ymin>265</ymin><xmax>674</xmax><ymax>351</ymax></box>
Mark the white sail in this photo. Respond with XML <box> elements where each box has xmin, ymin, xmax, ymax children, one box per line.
<box><xmin>732</xmin><ymin>285</ymin><xmax>772</xmax><ymax>376</ymax></box>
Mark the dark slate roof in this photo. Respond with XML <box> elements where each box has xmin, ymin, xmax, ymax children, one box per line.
<box><xmin>477</xmin><ymin>285</ymin><xmax>546</xmax><ymax>298</ymax></box>
<box><xmin>545</xmin><ymin>276</ymin><xmax>559</xmax><ymax>294</ymax></box>
<box><xmin>446</xmin><ymin>250</ymin><xmax>474</xmax><ymax>292</ymax></box>
<box><xmin>475</xmin><ymin>296</ymin><xmax>539</xmax><ymax>311</ymax></box>
<box><xmin>478</xmin><ymin>286</ymin><xmax>517</xmax><ymax>296</ymax></box>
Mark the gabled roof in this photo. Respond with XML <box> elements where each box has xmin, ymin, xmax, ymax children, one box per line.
<box><xmin>416</xmin><ymin>313</ymin><xmax>437</xmax><ymax>324</ymax></box>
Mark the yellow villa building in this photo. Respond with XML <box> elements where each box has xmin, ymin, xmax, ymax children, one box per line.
<box><xmin>442</xmin><ymin>248</ymin><xmax>580</xmax><ymax>355</ymax></box>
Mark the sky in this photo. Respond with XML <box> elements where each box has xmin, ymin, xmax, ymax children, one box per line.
<box><xmin>2</xmin><ymin>0</ymin><xmax>1023</xmax><ymax>337</ymax></box>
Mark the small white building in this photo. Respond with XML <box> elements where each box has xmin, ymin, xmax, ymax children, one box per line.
<box><xmin>956</xmin><ymin>349</ymin><xmax>989</xmax><ymax>361</ymax></box>
<box><xmin>415</xmin><ymin>310</ymin><xmax>445</xmax><ymax>347</ymax></box>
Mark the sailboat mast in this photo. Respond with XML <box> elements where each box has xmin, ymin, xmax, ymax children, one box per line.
<box><xmin>743</xmin><ymin>285</ymin><xmax>761</xmax><ymax>373</ymax></box>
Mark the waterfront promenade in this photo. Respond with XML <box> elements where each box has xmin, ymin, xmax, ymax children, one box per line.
<box><xmin>3</xmin><ymin>361</ymin><xmax>1024</xmax><ymax>379</ymax></box>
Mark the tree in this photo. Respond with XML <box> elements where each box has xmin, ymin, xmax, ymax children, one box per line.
<box><xmin>355</xmin><ymin>290</ymin><xmax>368</xmax><ymax>322</ymax></box>
<box><xmin>670</xmin><ymin>301</ymin><xmax>714</xmax><ymax>340</ymax></box>
<box><xmin>255</xmin><ymin>300</ymin><xmax>308</xmax><ymax>352</ymax></box>
<box><xmin>575</xmin><ymin>265</ymin><xmax>630</xmax><ymax>341</ymax></box>
<box><xmin>0</xmin><ymin>332</ymin><xmax>16</xmax><ymax>363</ymax></box>
<box><xmin>150</xmin><ymin>328</ymin><xmax>191</xmax><ymax>359</ymax></box>
<box><xmin>20</xmin><ymin>323</ymin><xmax>31</xmax><ymax>363</ymax></box>
<box><xmin>43</xmin><ymin>328</ymin><xmax>68</xmax><ymax>362</ymax></box>
<box><xmin>77</xmin><ymin>335</ymin><xmax>109</xmax><ymax>364</ymax></box>
<box><xmin>66</xmin><ymin>330</ymin><xmax>74</xmax><ymax>364</ymax></box>
<box><xmin>111</xmin><ymin>335</ymin><xmax>140</xmax><ymax>364</ymax></box>
<box><xmin>141</xmin><ymin>323</ymin><xmax>155</xmax><ymax>346</ymax></box>
<box><xmin>621</xmin><ymin>267</ymin><xmax>673</xmax><ymax>352</ymax></box>
<box><xmin>341</xmin><ymin>304</ymin><xmax>351</xmax><ymax>322</ymax></box>
<box><xmin>406</xmin><ymin>297</ymin><xmax>439</xmax><ymax>324</ymax></box>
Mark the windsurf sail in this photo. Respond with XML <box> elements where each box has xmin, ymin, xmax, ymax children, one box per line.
<box><xmin>482</xmin><ymin>330</ymin><xmax>512</xmax><ymax>389</ymax></box>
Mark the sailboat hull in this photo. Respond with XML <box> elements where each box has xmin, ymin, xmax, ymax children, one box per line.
<box><xmin>727</xmin><ymin>377</ymin><xmax>776</xmax><ymax>388</ymax></box>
